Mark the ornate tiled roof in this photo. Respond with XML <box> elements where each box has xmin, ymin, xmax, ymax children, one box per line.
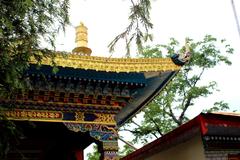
<box><xmin>30</xmin><ymin>53</ymin><xmax>181</xmax><ymax>73</ymax></box>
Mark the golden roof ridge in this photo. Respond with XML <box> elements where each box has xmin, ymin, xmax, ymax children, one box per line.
<box><xmin>30</xmin><ymin>53</ymin><xmax>181</xmax><ymax>73</ymax></box>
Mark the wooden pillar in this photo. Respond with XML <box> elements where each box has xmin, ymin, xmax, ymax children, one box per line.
<box><xmin>99</xmin><ymin>141</ymin><xmax>119</xmax><ymax>160</ymax></box>
<box><xmin>67</xmin><ymin>149</ymin><xmax>84</xmax><ymax>160</ymax></box>
<box><xmin>75</xmin><ymin>149</ymin><xmax>84</xmax><ymax>160</ymax></box>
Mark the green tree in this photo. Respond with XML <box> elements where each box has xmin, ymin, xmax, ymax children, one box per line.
<box><xmin>119</xmin><ymin>144</ymin><xmax>135</xmax><ymax>158</ymax></box>
<box><xmin>0</xmin><ymin>0</ymin><xmax>69</xmax><ymax>97</ymax></box>
<box><xmin>121</xmin><ymin>35</ymin><xmax>234</xmax><ymax>145</ymax></box>
<box><xmin>0</xmin><ymin>0</ymin><xmax>70</xmax><ymax>158</ymax></box>
<box><xmin>86</xmin><ymin>144</ymin><xmax>100</xmax><ymax>160</ymax></box>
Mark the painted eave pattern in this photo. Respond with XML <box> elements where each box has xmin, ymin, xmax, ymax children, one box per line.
<box><xmin>30</xmin><ymin>53</ymin><xmax>181</xmax><ymax>73</ymax></box>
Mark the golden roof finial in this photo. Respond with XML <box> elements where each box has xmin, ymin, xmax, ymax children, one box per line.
<box><xmin>72</xmin><ymin>22</ymin><xmax>92</xmax><ymax>56</ymax></box>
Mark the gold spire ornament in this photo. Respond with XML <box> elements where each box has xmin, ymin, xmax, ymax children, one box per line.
<box><xmin>72</xmin><ymin>22</ymin><xmax>92</xmax><ymax>56</ymax></box>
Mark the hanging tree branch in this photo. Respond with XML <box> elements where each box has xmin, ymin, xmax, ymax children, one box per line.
<box><xmin>108</xmin><ymin>0</ymin><xmax>153</xmax><ymax>56</ymax></box>
<box><xmin>178</xmin><ymin>68</ymin><xmax>205</xmax><ymax>124</ymax></box>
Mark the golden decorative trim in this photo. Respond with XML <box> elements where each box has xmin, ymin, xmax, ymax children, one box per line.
<box><xmin>4</xmin><ymin>110</ymin><xmax>63</xmax><ymax>120</ymax></box>
<box><xmin>11</xmin><ymin>100</ymin><xmax>122</xmax><ymax>110</ymax></box>
<box><xmin>94</xmin><ymin>113</ymin><xmax>115</xmax><ymax>124</ymax></box>
<box><xmin>3</xmin><ymin>109</ymin><xmax>116</xmax><ymax>125</ymax></box>
<box><xmin>103</xmin><ymin>141</ymin><xmax>119</xmax><ymax>151</ymax></box>
<box><xmin>6</xmin><ymin>118</ymin><xmax>116</xmax><ymax>125</ymax></box>
<box><xmin>75</xmin><ymin>112</ymin><xmax>85</xmax><ymax>121</ymax></box>
<box><xmin>30</xmin><ymin>54</ymin><xmax>181</xmax><ymax>73</ymax></box>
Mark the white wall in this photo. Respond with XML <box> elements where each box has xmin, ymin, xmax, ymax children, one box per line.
<box><xmin>146</xmin><ymin>134</ymin><xmax>205</xmax><ymax>160</ymax></box>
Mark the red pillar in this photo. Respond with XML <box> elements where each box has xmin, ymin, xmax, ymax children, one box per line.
<box><xmin>75</xmin><ymin>149</ymin><xmax>84</xmax><ymax>160</ymax></box>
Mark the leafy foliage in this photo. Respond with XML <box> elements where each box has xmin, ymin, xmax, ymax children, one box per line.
<box><xmin>121</xmin><ymin>35</ymin><xmax>234</xmax><ymax>144</ymax></box>
<box><xmin>0</xmin><ymin>0</ymin><xmax>70</xmax><ymax>158</ymax></box>
<box><xmin>203</xmin><ymin>101</ymin><xmax>230</xmax><ymax>113</ymax></box>
<box><xmin>86</xmin><ymin>144</ymin><xmax>101</xmax><ymax>160</ymax></box>
<box><xmin>108</xmin><ymin>0</ymin><xmax>153</xmax><ymax>56</ymax></box>
<box><xmin>0</xmin><ymin>116</ymin><xmax>23</xmax><ymax>159</ymax></box>
<box><xmin>118</xmin><ymin>144</ymin><xmax>135</xmax><ymax>158</ymax></box>
<box><xmin>0</xmin><ymin>0</ymin><xmax>69</xmax><ymax>97</ymax></box>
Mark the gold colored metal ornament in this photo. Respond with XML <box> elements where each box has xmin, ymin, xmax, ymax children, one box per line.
<box><xmin>72</xmin><ymin>22</ymin><xmax>92</xmax><ymax>56</ymax></box>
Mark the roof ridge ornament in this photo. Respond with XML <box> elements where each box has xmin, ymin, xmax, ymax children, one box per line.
<box><xmin>72</xmin><ymin>22</ymin><xmax>92</xmax><ymax>56</ymax></box>
<box><xmin>171</xmin><ymin>38</ymin><xmax>191</xmax><ymax>66</ymax></box>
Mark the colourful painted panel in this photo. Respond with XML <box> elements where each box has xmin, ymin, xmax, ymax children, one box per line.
<box><xmin>3</xmin><ymin>109</ymin><xmax>116</xmax><ymax>125</ymax></box>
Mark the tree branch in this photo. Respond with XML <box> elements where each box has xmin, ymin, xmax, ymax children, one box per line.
<box><xmin>193</xmin><ymin>68</ymin><xmax>205</xmax><ymax>86</ymax></box>
<box><xmin>120</xmin><ymin>128</ymin><xmax>137</xmax><ymax>134</ymax></box>
<box><xmin>179</xmin><ymin>96</ymin><xmax>193</xmax><ymax>124</ymax></box>
<box><xmin>178</xmin><ymin>68</ymin><xmax>205</xmax><ymax>124</ymax></box>
<box><xmin>168</xmin><ymin>106</ymin><xmax>181</xmax><ymax>126</ymax></box>
<box><xmin>131</xmin><ymin>120</ymin><xmax>141</xmax><ymax>128</ymax></box>
<box><xmin>145</xmin><ymin>114</ymin><xmax>163</xmax><ymax>136</ymax></box>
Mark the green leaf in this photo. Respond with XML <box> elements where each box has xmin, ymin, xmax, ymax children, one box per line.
<box><xmin>122</xmin><ymin>35</ymin><xmax>234</xmax><ymax>144</ymax></box>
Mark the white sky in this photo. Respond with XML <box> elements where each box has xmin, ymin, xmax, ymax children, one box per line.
<box><xmin>55</xmin><ymin>0</ymin><xmax>240</xmax><ymax>156</ymax></box>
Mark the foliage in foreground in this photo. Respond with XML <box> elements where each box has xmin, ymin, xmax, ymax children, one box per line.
<box><xmin>86</xmin><ymin>144</ymin><xmax>101</xmax><ymax>160</ymax></box>
<box><xmin>0</xmin><ymin>0</ymin><xmax>70</xmax><ymax>159</ymax></box>
<box><xmin>121</xmin><ymin>35</ymin><xmax>234</xmax><ymax>147</ymax></box>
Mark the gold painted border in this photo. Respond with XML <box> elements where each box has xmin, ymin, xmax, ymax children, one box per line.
<box><xmin>4</xmin><ymin>109</ymin><xmax>63</xmax><ymax>120</ymax></box>
<box><xmin>5</xmin><ymin>118</ymin><xmax>116</xmax><ymax>125</ymax></box>
<box><xmin>3</xmin><ymin>109</ymin><xmax>116</xmax><ymax>125</ymax></box>
<box><xmin>30</xmin><ymin>54</ymin><xmax>181</xmax><ymax>73</ymax></box>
